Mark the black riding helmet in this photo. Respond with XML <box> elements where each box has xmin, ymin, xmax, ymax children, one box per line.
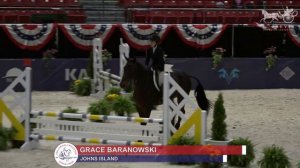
<box><xmin>150</xmin><ymin>34</ymin><xmax>160</xmax><ymax>43</ymax></box>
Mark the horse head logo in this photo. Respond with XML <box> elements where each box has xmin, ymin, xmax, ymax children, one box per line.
<box><xmin>59</xmin><ymin>147</ymin><xmax>72</xmax><ymax>161</ymax></box>
<box><xmin>218</xmin><ymin>68</ymin><xmax>240</xmax><ymax>85</ymax></box>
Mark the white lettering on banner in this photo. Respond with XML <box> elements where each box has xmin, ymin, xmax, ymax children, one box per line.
<box><xmin>65</xmin><ymin>69</ymin><xmax>88</xmax><ymax>81</ymax></box>
<box><xmin>65</xmin><ymin>69</ymin><xmax>76</xmax><ymax>81</ymax></box>
<box><xmin>78</xmin><ymin>69</ymin><xmax>88</xmax><ymax>79</ymax></box>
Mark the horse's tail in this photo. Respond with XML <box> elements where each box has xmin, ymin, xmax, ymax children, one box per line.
<box><xmin>189</xmin><ymin>75</ymin><xmax>211</xmax><ymax>114</ymax></box>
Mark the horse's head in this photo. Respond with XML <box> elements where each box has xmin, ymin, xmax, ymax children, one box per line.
<box><xmin>120</xmin><ymin>57</ymin><xmax>142</xmax><ymax>90</ymax></box>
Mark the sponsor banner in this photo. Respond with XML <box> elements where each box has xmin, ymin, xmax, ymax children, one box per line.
<box><xmin>0</xmin><ymin>58</ymin><xmax>299</xmax><ymax>91</ymax></box>
<box><xmin>0</xmin><ymin>59</ymin><xmax>89</xmax><ymax>91</ymax></box>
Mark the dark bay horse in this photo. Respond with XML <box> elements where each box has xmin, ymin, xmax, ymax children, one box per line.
<box><xmin>120</xmin><ymin>58</ymin><xmax>210</xmax><ymax>129</ymax></box>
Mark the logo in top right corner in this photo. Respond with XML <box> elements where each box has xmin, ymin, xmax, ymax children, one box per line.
<box><xmin>218</xmin><ymin>68</ymin><xmax>240</xmax><ymax>85</ymax></box>
<box><xmin>261</xmin><ymin>7</ymin><xmax>298</xmax><ymax>24</ymax></box>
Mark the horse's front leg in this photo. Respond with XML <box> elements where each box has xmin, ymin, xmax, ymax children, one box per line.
<box><xmin>136</xmin><ymin>105</ymin><xmax>152</xmax><ymax>137</ymax></box>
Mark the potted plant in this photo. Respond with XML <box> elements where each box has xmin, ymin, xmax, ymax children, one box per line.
<box><xmin>88</xmin><ymin>99</ymin><xmax>112</xmax><ymax>122</ymax></box>
<box><xmin>258</xmin><ymin>144</ymin><xmax>291</xmax><ymax>168</ymax></box>
<box><xmin>72</xmin><ymin>78</ymin><xmax>91</xmax><ymax>96</ymax></box>
<box><xmin>102</xmin><ymin>49</ymin><xmax>112</xmax><ymax>67</ymax></box>
<box><xmin>211</xmin><ymin>47</ymin><xmax>226</xmax><ymax>70</ymax></box>
<box><xmin>106</xmin><ymin>87</ymin><xmax>122</xmax><ymax>96</ymax></box>
<box><xmin>205</xmin><ymin>93</ymin><xmax>231</xmax><ymax>145</ymax></box>
<box><xmin>297</xmin><ymin>161</ymin><xmax>300</xmax><ymax>168</ymax></box>
<box><xmin>264</xmin><ymin>46</ymin><xmax>277</xmax><ymax>71</ymax></box>
<box><xmin>60</xmin><ymin>107</ymin><xmax>82</xmax><ymax>121</ymax></box>
<box><xmin>168</xmin><ymin>135</ymin><xmax>197</xmax><ymax>165</ymax></box>
<box><xmin>0</xmin><ymin>127</ymin><xmax>16</xmax><ymax>150</ymax></box>
<box><xmin>228</xmin><ymin>137</ymin><xmax>255</xmax><ymax>167</ymax></box>
<box><xmin>42</xmin><ymin>48</ymin><xmax>58</xmax><ymax>73</ymax></box>
<box><xmin>112</xmin><ymin>96</ymin><xmax>136</xmax><ymax>116</ymax></box>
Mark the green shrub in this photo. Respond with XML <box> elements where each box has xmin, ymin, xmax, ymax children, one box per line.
<box><xmin>88</xmin><ymin>99</ymin><xmax>112</xmax><ymax>117</ymax></box>
<box><xmin>69</xmin><ymin>80</ymin><xmax>76</xmax><ymax>92</ymax></box>
<box><xmin>0</xmin><ymin>127</ymin><xmax>16</xmax><ymax>150</ymax></box>
<box><xmin>211</xmin><ymin>93</ymin><xmax>227</xmax><ymax>141</ymax></box>
<box><xmin>168</xmin><ymin>135</ymin><xmax>197</xmax><ymax>145</ymax></box>
<box><xmin>168</xmin><ymin>136</ymin><xmax>197</xmax><ymax>165</ymax></box>
<box><xmin>297</xmin><ymin>161</ymin><xmax>300</xmax><ymax>168</ymax></box>
<box><xmin>228</xmin><ymin>137</ymin><xmax>255</xmax><ymax>167</ymax></box>
<box><xmin>211</xmin><ymin>47</ymin><xmax>225</xmax><ymax>70</ymax></box>
<box><xmin>60</xmin><ymin>107</ymin><xmax>82</xmax><ymax>121</ymax></box>
<box><xmin>124</xmin><ymin>92</ymin><xmax>134</xmax><ymax>101</ymax></box>
<box><xmin>258</xmin><ymin>144</ymin><xmax>291</xmax><ymax>168</ymax></box>
<box><xmin>112</xmin><ymin>96</ymin><xmax>136</xmax><ymax>116</ymax></box>
<box><xmin>106</xmin><ymin>87</ymin><xmax>122</xmax><ymax>96</ymax></box>
<box><xmin>105</xmin><ymin>93</ymin><xmax>120</xmax><ymax>102</ymax></box>
<box><xmin>74</xmin><ymin>79</ymin><xmax>91</xmax><ymax>96</ymax></box>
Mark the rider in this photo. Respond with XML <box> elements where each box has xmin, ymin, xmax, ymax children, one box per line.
<box><xmin>145</xmin><ymin>34</ymin><xmax>165</xmax><ymax>90</ymax></box>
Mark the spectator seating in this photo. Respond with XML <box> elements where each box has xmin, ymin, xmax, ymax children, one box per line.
<box><xmin>122</xmin><ymin>0</ymin><xmax>300</xmax><ymax>8</ymax></box>
<box><xmin>131</xmin><ymin>9</ymin><xmax>270</xmax><ymax>24</ymax></box>
<box><xmin>0</xmin><ymin>0</ymin><xmax>85</xmax><ymax>23</ymax></box>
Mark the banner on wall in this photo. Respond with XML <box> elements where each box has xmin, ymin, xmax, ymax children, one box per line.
<box><xmin>0</xmin><ymin>58</ymin><xmax>299</xmax><ymax>91</ymax></box>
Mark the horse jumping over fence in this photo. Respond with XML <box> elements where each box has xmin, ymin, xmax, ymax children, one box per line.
<box><xmin>120</xmin><ymin>57</ymin><xmax>210</xmax><ymax>129</ymax></box>
<box><xmin>0</xmin><ymin>67</ymin><xmax>208</xmax><ymax>149</ymax></box>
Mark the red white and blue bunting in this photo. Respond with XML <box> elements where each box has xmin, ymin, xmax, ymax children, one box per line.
<box><xmin>1</xmin><ymin>24</ymin><xmax>56</xmax><ymax>51</ymax></box>
<box><xmin>0</xmin><ymin>24</ymin><xmax>227</xmax><ymax>51</ymax></box>
<box><xmin>287</xmin><ymin>25</ymin><xmax>300</xmax><ymax>47</ymax></box>
<box><xmin>119</xmin><ymin>24</ymin><xmax>170</xmax><ymax>49</ymax></box>
<box><xmin>174</xmin><ymin>24</ymin><xmax>228</xmax><ymax>48</ymax></box>
<box><xmin>59</xmin><ymin>24</ymin><xmax>116</xmax><ymax>50</ymax></box>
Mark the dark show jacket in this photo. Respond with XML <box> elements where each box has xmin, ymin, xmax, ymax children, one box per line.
<box><xmin>145</xmin><ymin>45</ymin><xmax>165</xmax><ymax>71</ymax></box>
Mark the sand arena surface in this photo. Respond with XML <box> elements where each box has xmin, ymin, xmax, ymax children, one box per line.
<box><xmin>0</xmin><ymin>90</ymin><xmax>299</xmax><ymax>168</ymax></box>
